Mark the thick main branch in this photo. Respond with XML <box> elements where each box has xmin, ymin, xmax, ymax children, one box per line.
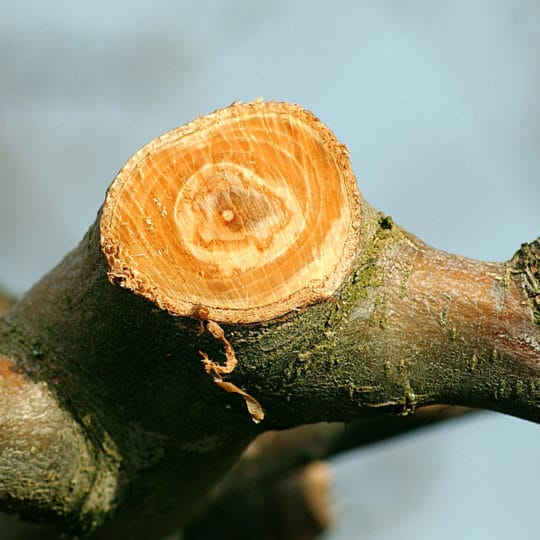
<box><xmin>0</xmin><ymin>101</ymin><xmax>537</xmax><ymax>537</ymax></box>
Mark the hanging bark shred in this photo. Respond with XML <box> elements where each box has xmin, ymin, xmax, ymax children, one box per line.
<box><xmin>200</xmin><ymin>320</ymin><xmax>264</xmax><ymax>423</ymax></box>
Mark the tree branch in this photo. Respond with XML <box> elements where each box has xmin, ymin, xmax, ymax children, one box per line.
<box><xmin>183</xmin><ymin>405</ymin><xmax>471</xmax><ymax>539</ymax></box>
<box><xmin>0</xmin><ymin>100</ymin><xmax>537</xmax><ymax>537</ymax></box>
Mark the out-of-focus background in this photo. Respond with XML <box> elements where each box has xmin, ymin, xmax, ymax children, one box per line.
<box><xmin>1</xmin><ymin>2</ymin><xmax>539</xmax><ymax>538</ymax></box>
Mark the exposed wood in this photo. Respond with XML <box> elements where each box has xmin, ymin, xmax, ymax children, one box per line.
<box><xmin>100</xmin><ymin>100</ymin><xmax>361</xmax><ymax>324</ymax></box>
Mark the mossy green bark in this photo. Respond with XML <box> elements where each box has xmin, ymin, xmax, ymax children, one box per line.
<box><xmin>510</xmin><ymin>239</ymin><xmax>540</xmax><ymax>326</ymax></box>
<box><xmin>0</xmin><ymin>199</ymin><xmax>538</xmax><ymax>537</ymax></box>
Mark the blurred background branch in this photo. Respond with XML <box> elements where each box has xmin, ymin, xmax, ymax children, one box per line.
<box><xmin>184</xmin><ymin>406</ymin><xmax>472</xmax><ymax>539</ymax></box>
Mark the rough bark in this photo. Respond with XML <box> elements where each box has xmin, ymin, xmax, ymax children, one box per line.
<box><xmin>0</xmin><ymin>101</ymin><xmax>538</xmax><ymax>538</ymax></box>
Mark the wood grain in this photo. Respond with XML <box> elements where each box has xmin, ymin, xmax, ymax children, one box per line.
<box><xmin>100</xmin><ymin>100</ymin><xmax>361</xmax><ymax>323</ymax></box>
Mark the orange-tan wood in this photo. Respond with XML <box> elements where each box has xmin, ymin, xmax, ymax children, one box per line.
<box><xmin>100</xmin><ymin>100</ymin><xmax>362</xmax><ymax>324</ymax></box>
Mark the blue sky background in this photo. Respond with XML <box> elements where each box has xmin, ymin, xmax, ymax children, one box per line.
<box><xmin>1</xmin><ymin>2</ymin><xmax>539</xmax><ymax>538</ymax></box>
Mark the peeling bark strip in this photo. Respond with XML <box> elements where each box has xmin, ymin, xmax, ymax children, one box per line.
<box><xmin>0</xmin><ymin>100</ymin><xmax>538</xmax><ymax>538</ymax></box>
<box><xmin>200</xmin><ymin>320</ymin><xmax>264</xmax><ymax>423</ymax></box>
